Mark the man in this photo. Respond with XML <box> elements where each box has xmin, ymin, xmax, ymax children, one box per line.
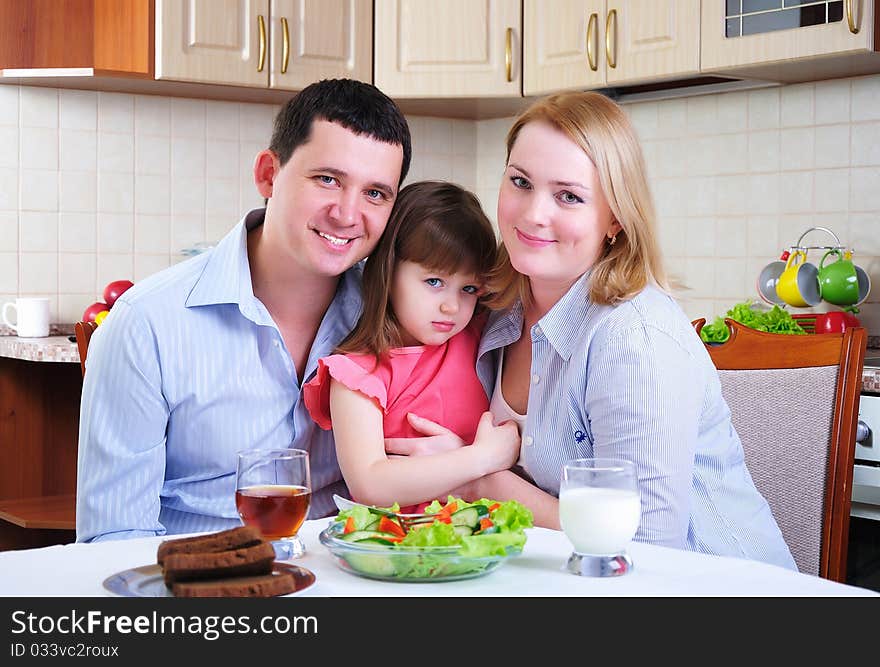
<box><xmin>76</xmin><ymin>79</ymin><xmax>411</xmax><ymax>542</ymax></box>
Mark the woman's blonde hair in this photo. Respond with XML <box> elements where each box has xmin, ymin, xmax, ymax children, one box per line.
<box><xmin>487</xmin><ymin>91</ymin><xmax>668</xmax><ymax>309</ymax></box>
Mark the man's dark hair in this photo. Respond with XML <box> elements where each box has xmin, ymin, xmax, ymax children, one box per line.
<box><xmin>269</xmin><ymin>78</ymin><xmax>411</xmax><ymax>185</ymax></box>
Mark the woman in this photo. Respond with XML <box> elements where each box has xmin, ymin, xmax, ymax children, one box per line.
<box><xmin>392</xmin><ymin>91</ymin><xmax>796</xmax><ymax>570</ymax></box>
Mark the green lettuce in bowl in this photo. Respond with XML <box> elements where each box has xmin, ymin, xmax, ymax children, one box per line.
<box><xmin>700</xmin><ymin>301</ymin><xmax>807</xmax><ymax>343</ymax></box>
<box><xmin>319</xmin><ymin>496</ymin><xmax>533</xmax><ymax>582</ymax></box>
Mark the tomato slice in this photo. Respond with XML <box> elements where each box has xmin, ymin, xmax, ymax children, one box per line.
<box><xmin>378</xmin><ymin>516</ymin><xmax>406</xmax><ymax>537</ymax></box>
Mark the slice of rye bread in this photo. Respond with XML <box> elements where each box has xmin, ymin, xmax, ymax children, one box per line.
<box><xmin>156</xmin><ymin>526</ymin><xmax>263</xmax><ymax>566</ymax></box>
<box><xmin>162</xmin><ymin>541</ymin><xmax>276</xmax><ymax>585</ymax></box>
<box><xmin>172</xmin><ymin>572</ymin><xmax>298</xmax><ymax>598</ymax></box>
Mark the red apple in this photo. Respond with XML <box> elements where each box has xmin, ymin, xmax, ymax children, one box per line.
<box><xmin>82</xmin><ymin>301</ymin><xmax>109</xmax><ymax>323</ymax></box>
<box><xmin>103</xmin><ymin>279</ymin><xmax>134</xmax><ymax>308</ymax></box>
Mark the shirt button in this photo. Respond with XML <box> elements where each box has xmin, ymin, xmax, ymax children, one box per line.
<box><xmin>531</xmin><ymin>374</ymin><xmax>540</xmax><ymax>384</ymax></box>
<box><xmin>523</xmin><ymin>436</ymin><xmax>533</xmax><ymax>447</ymax></box>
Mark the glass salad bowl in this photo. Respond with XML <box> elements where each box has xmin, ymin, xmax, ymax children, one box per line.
<box><xmin>318</xmin><ymin>521</ymin><xmax>523</xmax><ymax>583</ymax></box>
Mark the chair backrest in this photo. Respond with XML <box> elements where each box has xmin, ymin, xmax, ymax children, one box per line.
<box><xmin>74</xmin><ymin>320</ymin><xmax>97</xmax><ymax>378</ymax></box>
<box><xmin>692</xmin><ymin>318</ymin><xmax>866</xmax><ymax>582</ymax></box>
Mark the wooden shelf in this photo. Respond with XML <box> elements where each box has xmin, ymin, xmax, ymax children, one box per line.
<box><xmin>0</xmin><ymin>494</ymin><xmax>75</xmax><ymax>530</ymax></box>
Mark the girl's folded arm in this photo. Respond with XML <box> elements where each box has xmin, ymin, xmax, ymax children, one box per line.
<box><xmin>330</xmin><ymin>379</ymin><xmax>519</xmax><ymax>507</ymax></box>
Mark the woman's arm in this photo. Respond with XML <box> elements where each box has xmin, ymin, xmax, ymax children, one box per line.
<box><xmin>458</xmin><ymin>470</ymin><xmax>560</xmax><ymax>529</ymax></box>
<box><xmin>329</xmin><ymin>379</ymin><xmax>520</xmax><ymax>507</ymax></box>
<box><xmin>585</xmin><ymin>325</ymin><xmax>702</xmax><ymax>549</ymax></box>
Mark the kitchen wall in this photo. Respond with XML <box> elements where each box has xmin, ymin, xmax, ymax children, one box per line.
<box><xmin>476</xmin><ymin>73</ymin><xmax>880</xmax><ymax>334</ymax></box>
<box><xmin>0</xmin><ymin>74</ymin><xmax>878</xmax><ymax>334</ymax></box>
<box><xmin>0</xmin><ymin>85</ymin><xmax>476</xmax><ymax>325</ymax></box>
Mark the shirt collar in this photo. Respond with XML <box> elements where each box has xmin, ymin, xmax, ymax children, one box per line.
<box><xmin>185</xmin><ymin>208</ymin><xmax>264</xmax><ymax>309</ymax></box>
<box><xmin>537</xmin><ymin>270</ymin><xmax>595</xmax><ymax>360</ymax></box>
<box><xmin>480</xmin><ymin>271</ymin><xmax>595</xmax><ymax>361</ymax></box>
<box><xmin>184</xmin><ymin>208</ymin><xmax>365</xmax><ymax>332</ymax></box>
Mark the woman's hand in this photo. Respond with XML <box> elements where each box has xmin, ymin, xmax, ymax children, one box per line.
<box><xmin>471</xmin><ymin>411</ymin><xmax>520</xmax><ymax>474</ymax></box>
<box><xmin>384</xmin><ymin>413</ymin><xmax>466</xmax><ymax>455</ymax></box>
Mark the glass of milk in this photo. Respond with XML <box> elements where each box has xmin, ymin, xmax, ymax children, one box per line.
<box><xmin>559</xmin><ymin>458</ymin><xmax>640</xmax><ymax>577</ymax></box>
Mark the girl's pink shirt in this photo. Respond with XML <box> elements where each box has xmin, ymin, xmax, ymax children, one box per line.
<box><xmin>303</xmin><ymin>320</ymin><xmax>487</xmax><ymax>445</ymax></box>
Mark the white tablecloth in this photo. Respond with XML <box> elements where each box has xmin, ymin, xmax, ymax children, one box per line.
<box><xmin>0</xmin><ymin>520</ymin><xmax>876</xmax><ymax>597</ymax></box>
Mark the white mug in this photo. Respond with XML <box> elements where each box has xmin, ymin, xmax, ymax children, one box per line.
<box><xmin>3</xmin><ymin>297</ymin><xmax>50</xmax><ymax>338</ymax></box>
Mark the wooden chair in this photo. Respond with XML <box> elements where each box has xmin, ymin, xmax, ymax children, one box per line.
<box><xmin>74</xmin><ymin>321</ymin><xmax>97</xmax><ymax>377</ymax></box>
<box><xmin>692</xmin><ymin>318</ymin><xmax>866</xmax><ymax>582</ymax></box>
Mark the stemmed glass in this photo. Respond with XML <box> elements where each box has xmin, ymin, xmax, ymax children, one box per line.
<box><xmin>559</xmin><ymin>458</ymin><xmax>640</xmax><ymax>577</ymax></box>
<box><xmin>235</xmin><ymin>448</ymin><xmax>311</xmax><ymax>560</ymax></box>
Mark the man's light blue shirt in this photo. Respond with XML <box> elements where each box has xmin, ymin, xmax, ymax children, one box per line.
<box><xmin>476</xmin><ymin>271</ymin><xmax>797</xmax><ymax>570</ymax></box>
<box><xmin>77</xmin><ymin>209</ymin><xmax>363</xmax><ymax>542</ymax></box>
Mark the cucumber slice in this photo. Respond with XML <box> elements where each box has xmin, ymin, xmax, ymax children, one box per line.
<box><xmin>363</xmin><ymin>517</ymin><xmax>380</xmax><ymax>531</ymax></box>
<box><xmin>450</xmin><ymin>505</ymin><xmax>488</xmax><ymax>530</ymax></box>
<box><xmin>353</xmin><ymin>537</ymin><xmax>398</xmax><ymax>547</ymax></box>
<box><xmin>453</xmin><ymin>524</ymin><xmax>474</xmax><ymax>537</ymax></box>
<box><xmin>343</xmin><ymin>552</ymin><xmax>397</xmax><ymax>577</ymax></box>
<box><xmin>339</xmin><ymin>530</ymin><xmax>400</xmax><ymax>543</ymax></box>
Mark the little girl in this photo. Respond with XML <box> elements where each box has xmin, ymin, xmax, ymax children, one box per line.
<box><xmin>303</xmin><ymin>181</ymin><xmax>520</xmax><ymax>510</ymax></box>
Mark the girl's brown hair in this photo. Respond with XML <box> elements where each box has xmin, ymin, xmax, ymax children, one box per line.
<box><xmin>487</xmin><ymin>91</ymin><xmax>668</xmax><ymax>309</ymax></box>
<box><xmin>337</xmin><ymin>180</ymin><xmax>497</xmax><ymax>358</ymax></box>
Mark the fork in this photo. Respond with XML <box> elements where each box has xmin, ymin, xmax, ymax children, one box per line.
<box><xmin>332</xmin><ymin>494</ymin><xmax>441</xmax><ymax>532</ymax></box>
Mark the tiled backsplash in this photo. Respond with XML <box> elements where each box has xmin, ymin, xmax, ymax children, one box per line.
<box><xmin>476</xmin><ymin>74</ymin><xmax>879</xmax><ymax>334</ymax></box>
<box><xmin>1</xmin><ymin>75</ymin><xmax>877</xmax><ymax>335</ymax></box>
<box><xmin>0</xmin><ymin>86</ymin><xmax>475</xmax><ymax>324</ymax></box>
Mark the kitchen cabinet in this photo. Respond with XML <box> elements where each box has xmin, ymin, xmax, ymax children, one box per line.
<box><xmin>374</xmin><ymin>0</ymin><xmax>522</xmax><ymax>97</ymax></box>
<box><xmin>524</xmin><ymin>0</ymin><xmax>700</xmax><ymax>96</ymax></box>
<box><xmin>0</xmin><ymin>0</ymin><xmax>152</xmax><ymax>77</ymax></box>
<box><xmin>156</xmin><ymin>0</ymin><xmax>372</xmax><ymax>89</ymax></box>
<box><xmin>701</xmin><ymin>0</ymin><xmax>880</xmax><ymax>83</ymax></box>
<box><xmin>0</xmin><ymin>349</ymin><xmax>81</xmax><ymax>550</ymax></box>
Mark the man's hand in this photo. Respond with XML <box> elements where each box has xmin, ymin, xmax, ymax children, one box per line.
<box><xmin>383</xmin><ymin>412</ymin><xmax>466</xmax><ymax>455</ymax></box>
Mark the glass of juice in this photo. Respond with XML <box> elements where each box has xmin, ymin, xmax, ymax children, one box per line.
<box><xmin>235</xmin><ymin>448</ymin><xmax>311</xmax><ymax>559</ymax></box>
<box><xmin>559</xmin><ymin>458</ymin><xmax>640</xmax><ymax>577</ymax></box>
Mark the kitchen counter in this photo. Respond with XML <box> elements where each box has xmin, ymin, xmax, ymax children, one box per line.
<box><xmin>0</xmin><ymin>334</ymin><xmax>79</xmax><ymax>363</ymax></box>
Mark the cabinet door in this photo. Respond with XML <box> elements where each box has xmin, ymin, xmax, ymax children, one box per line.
<box><xmin>270</xmin><ymin>0</ymin><xmax>372</xmax><ymax>90</ymax></box>
<box><xmin>524</xmin><ymin>0</ymin><xmax>605</xmax><ymax>96</ymax></box>
<box><xmin>374</xmin><ymin>0</ymin><xmax>522</xmax><ymax>97</ymax></box>
<box><xmin>701</xmin><ymin>0</ymin><xmax>873</xmax><ymax>72</ymax></box>
<box><xmin>605</xmin><ymin>0</ymin><xmax>700</xmax><ymax>85</ymax></box>
<box><xmin>156</xmin><ymin>0</ymin><xmax>269</xmax><ymax>87</ymax></box>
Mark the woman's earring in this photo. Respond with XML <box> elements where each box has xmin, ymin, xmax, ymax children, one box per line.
<box><xmin>608</xmin><ymin>233</ymin><xmax>617</xmax><ymax>246</ymax></box>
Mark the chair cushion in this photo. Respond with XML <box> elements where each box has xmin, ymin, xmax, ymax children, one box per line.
<box><xmin>718</xmin><ymin>365</ymin><xmax>838</xmax><ymax>576</ymax></box>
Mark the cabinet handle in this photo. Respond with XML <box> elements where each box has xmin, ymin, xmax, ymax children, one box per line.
<box><xmin>586</xmin><ymin>13</ymin><xmax>598</xmax><ymax>71</ymax></box>
<box><xmin>505</xmin><ymin>27</ymin><xmax>513</xmax><ymax>82</ymax></box>
<box><xmin>257</xmin><ymin>14</ymin><xmax>266</xmax><ymax>72</ymax></box>
<box><xmin>281</xmin><ymin>17</ymin><xmax>290</xmax><ymax>74</ymax></box>
<box><xmin>605</xmin><ymin>9</ymin><xmax>617</xmax><ymax>69</ymax></box>
<box><xmin>846</xmin><ymin>0</ymin><xmax>860</xmax><ymax>34</ymax></box>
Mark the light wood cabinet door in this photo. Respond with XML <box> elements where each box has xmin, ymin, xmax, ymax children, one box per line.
<box><xmin>270</xmin><ymin>0</ymin><xmax>372</xmax><ymax>90</ymax></box>
<box><xmin>156</xmin><ymin>0</ymin><xmax>269</xmax><ymax>87</ymax></box>
<box><xmin>605</xmin><ymin>0</ymin><xmax>700</xmax><ymax>85</ymax></box>
<box><xmin>374</xmin><ymin>0</ymin><xmax>522</xmax><ymax>97</ymax></box>
<box><xmin>524</xmin><ymin>0</ymin><xmax>604</xmax><ymax>96</ymax></box>
<box><xmin>701</xmin><ymin>0</ymin><xmax>874</xmax><ymax>72</ymax></box>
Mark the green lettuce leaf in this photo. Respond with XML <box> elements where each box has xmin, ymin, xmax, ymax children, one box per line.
<box><xmin>699</xmin><ymin>301</ymin><xmax>806</xmax><ymax>343</ymax></box>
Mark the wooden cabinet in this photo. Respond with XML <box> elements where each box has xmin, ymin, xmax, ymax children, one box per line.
<box><xmin>156</xmin><ymin>0</ymin><xmax>372</xmax><ymax>89</ymax></box>
<box><xmin>0</xmin><ymin>357</ymin><xmax>81</xmax><ymax>550</ymax></box>
<box><xmin>524</xmin><ymin>0</ymin><xmax>700</xmax><ymax>96</ymax></box>
<box><xmin>701</xmin><ymin>0</ymin><xmax>880</xmax><ymax>82</ymax></box>
<box><xmin>155</xmin><ymin>0</ymin><xmax>267</xmax><ymax>87</ymax></box>
<box><xmin>374</xmin><ymin>0</ymin><xmax>522</xmax><ymax>98</ymax></box>
<box><xmin>0</xmin><ymin>0</ymin><xmax>152</xmax><ymax>77</ymax></box>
